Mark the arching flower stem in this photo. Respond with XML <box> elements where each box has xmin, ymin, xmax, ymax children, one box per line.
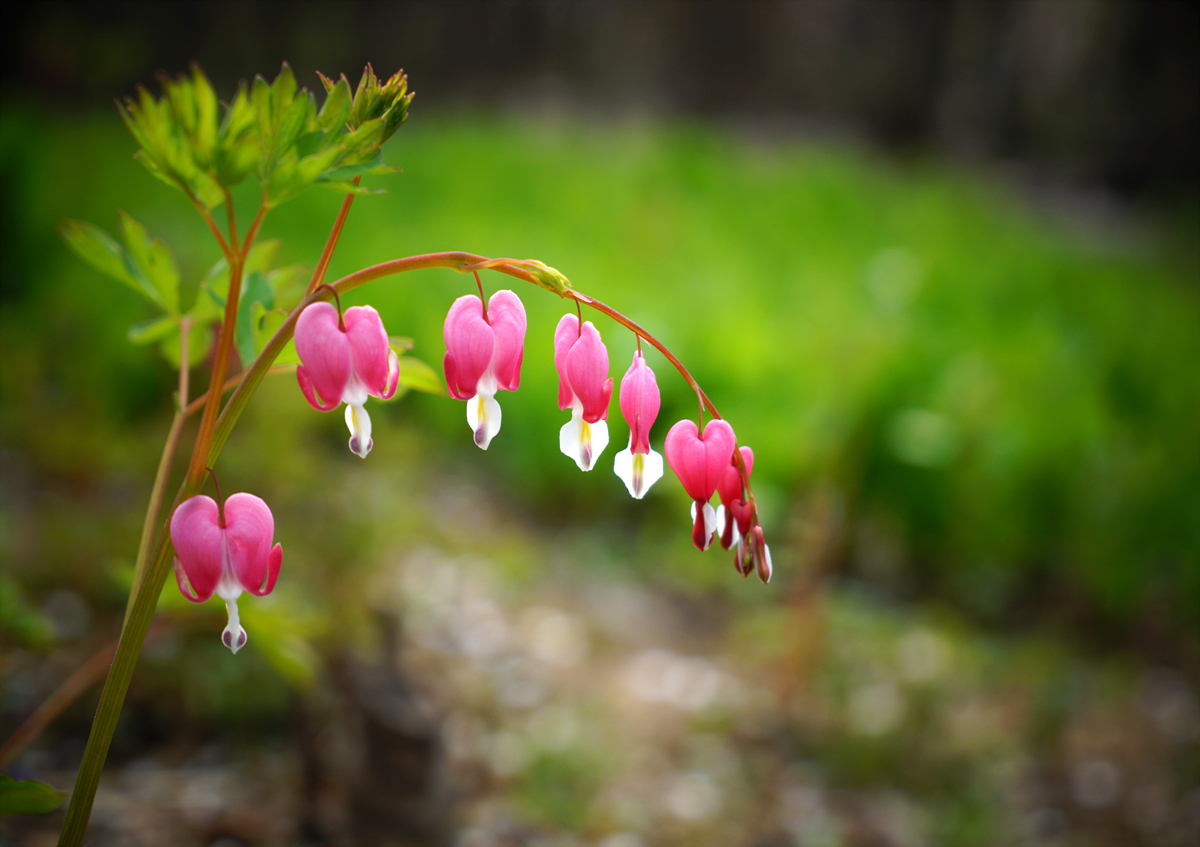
<box><xmin>473</xmin><ymin>270</ymin><xmax>489</xmax><ymax>322</ymax></box>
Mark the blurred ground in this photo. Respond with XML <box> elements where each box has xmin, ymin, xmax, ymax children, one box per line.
<box><xmin>2</xmin><ymin>76</ymin><xmax>1199</xmax><ymax>847</ymax></box>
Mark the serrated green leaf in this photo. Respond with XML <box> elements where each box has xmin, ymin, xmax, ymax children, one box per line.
<box><xmin>317</xmin><ymin>76</ymin><xmax>352</xmax><ymax>133</ymax></box>
<box><xmin>118</xmin><ymin>211</ymin><xmax>179</xmax><ymax>313</ymax></box>
<box><xmin>127</xmin><ymin>314</ymin><xmax>177</xmax><ymax>345</ymax></box>
<box><xmin>214</xmin><ymin>84</ymin><xmax>259</xmax><ymax>186</ymax></box>
<box><xmin>0</xmin><ymin>774</ymin><xmax>66</xmax><ymax>815</ymax></box>
<box><xmin>395</xmin><ymin>354</ymin><xmax>443</xmax><ymax>396</ymax></box>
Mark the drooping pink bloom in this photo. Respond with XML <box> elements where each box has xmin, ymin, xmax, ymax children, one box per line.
<box><xmin>443</xmin><ymin>290</ymin><xmax>527</xmax><ymax>449</ymax></box>
<box><xmin>664</xmin><ymin>418</ymin><xmax>736</xmax><ymax>550</ymax></box>
<box><xmin>295</xmin><ymin>301</ymin><xmax>399</xmax><ymax>458</ymax></box>
<box><xmin>613</xmin><ymin>350</ymin><xmax>663</xmax><ymax>498</ymax></box>
<box><xmin>716</xmin><ymin>446</ymin><xmax>755</xmax><ymax>555</ymax></box>
<box><xmin>171</xmin><ymin>492</ymin><xmax>283</xmax><ymax>653</ymax></box>
<box><xmin>554</xmin><ymin>314</ymin><xmax>613</xmax><ymax>471</ymax></box>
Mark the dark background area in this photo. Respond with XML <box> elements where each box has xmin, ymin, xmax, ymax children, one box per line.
<box><xmin>3</xmin><ymin>0</ymin><xmax>1199</xmax><ymax>200</ymax></box>
<box><xmin>2</xmin><ymin>3</ymin><xmax>1198</xmax><ymax>845</ymax></box>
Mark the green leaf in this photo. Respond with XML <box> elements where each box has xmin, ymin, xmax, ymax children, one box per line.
<box><xmin>118</xmin><ymin>211</ymin><xmax>180</xmax><ymax>313</ymax></box>
<box><xmin>317</xmin><ymin>76</ymin><xmax>352</xmax><ymax>134</ymax></box>
<box><xmin>0</xmin><ymin>775</ymin><xmax>67</xmax><ymax>816</ymax></box>
<box><xmin>256</xmin><ymin>311</ymin><xmax>299</xmax><ymax>366</ymax></box>
<box><xmin>214</xmin><ymin>83</ymin><xmax>260</xmax><ymax>186</ymax></box>
<box><xmin>127</xmin><ymin>314</ymin><xmax>177</xmax><ymax>345</ymax></box>
<box><xmin>59</xmin><ymin>219</ymin><xmax>142</xmax><ymax>293</ymax></box>
<box><xmin>395</xmin><ymin>354</ymin><xmax>443</xmax><ymax>396</ymax></box>
<box><xmin>235</xmin><ymin>271</ymin><xmax>275</xmax><ymax>365</ymax></box>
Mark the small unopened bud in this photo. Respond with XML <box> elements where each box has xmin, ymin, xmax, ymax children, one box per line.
<box><xmin>751</xmin><ymin>526</ymin><xmax>772</xmax><ymax>584</ymax></box>
<box><xmin>734</xmin><ymin>544</ymin><xmax>753</xmax><ymax>577</ymax></box>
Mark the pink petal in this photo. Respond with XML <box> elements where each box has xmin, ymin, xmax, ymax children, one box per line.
<box><xmin>296</xmin><ymin>365</ymin><xmax>340</xmax><ymax>411</ymax></box>
<box><xmin>381</xmin><ymin>349</ymin><xmax>400</xmax><ymax>400</ymax></box>
<box><xmin>717</xmin><ymin>446</ymin><xmax>754</xmax><ymax>506</ymax></box>
<box><xmin>294</xmin><ymin>302</ymin><xmax>351</xmax><ymax>408</ymax></box>
<box><xmin>169</xmin><ymin>495</ymin><xmax>224</xmax><ymax>602</ymax></box>
<box><xmin>566</xmin><ymin>322</ymin><xmax>611</xmax><ymax>423</ymax></box>
<box><xmin>223</xmin><ymin>493</ymin><xmax>277</xmax><ymax>595</ymax></box>
<box><xmin>487</xmin><ymin>290</ymin><xmax>527</xmax><ymax>391</ymax></box>
<box><xmin>619</xmin><ymin>351</ymin><xmax>661</xmax><ymax>454</ymax></box>
<box><xmin>553</xmin><ymin>313</ymin><xmax>579</xmax><ymax>410</ymax></box>
<box><xmin>443</xmin><ymin>295</ymin><xmax>494</xmax><ymax>399</ymax></box>
<box><xmin>243</xmin><ymin>543</ymin><xmax>282</xmax><ymax>597</ymax></box>
<box><xmin>174</xmin><ymin>556</ymin><xmax>206</xmax><ymax>602</ymax></box>
<box><xmin>665</xmin><ymin>419</ymin><xmax>737</xmax><ymax>502</ymax></box>
<box><xmin>343</xmin><ymin>305</ymin><xmax>391</xmax><ymax>398</ymax></box>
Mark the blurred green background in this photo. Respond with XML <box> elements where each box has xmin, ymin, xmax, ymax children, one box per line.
<box><xmin>2</xmin><ymin>3</ymin><xmax>1198</xmax><ymax>846</ymax></box>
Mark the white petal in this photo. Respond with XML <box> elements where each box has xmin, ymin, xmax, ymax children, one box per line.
<box><xmin>703</xmin><ymin>502</ymin><xmax>717</xmax><ymax>542</ymax></box>
<box><xmin>560</xmin><ymin>410</ymin><xmax>608</xmax><ymax>471</ymax></box>
<box><xmin>221</xmin><ymin>598</ymin><xmax>247</xmax><ymax>654</ymax></box>
<box><xmin>614</xmin><ymin>444</ymin><xmax>663</xmax><ymax>499</ymax></box>
<box><xmin>689</xmin><ymin>501</ymin><xmax>718</xmax><ymax>550</ymax></box>
<box><xmin>466</xmin><ymin>392</ymin><xmax>502</xmax><ymax>450</ymax></box>
<box><xmin>345</xmin><ymin>402</ymin><xmax>373</xmax><ymax>458</ymax></box>
<box><xmin>716</xmin><ymin>504</ymin><xmax>741</xmax><ymax>550</ymax></box>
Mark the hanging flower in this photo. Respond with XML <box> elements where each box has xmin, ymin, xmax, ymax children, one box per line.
<box><xmin>716</xmin><ymin>445</ymin><xmax>755</xmax><ymax>556</ymax></box>
<box><xmin>554</xmin><ymin>314</ymin><xmax>613</xmax><ymax>471</ymax></box>
<box><xmin>613</xmin><ymin>349</ymin><xmax>663</xmax><ymax>498</ymax></box>
<box><xmin>664</xmin><ymin>418</ymin><xmax>736</xmax><ymax>550</ymax></box>
<box><xmin>294</xmin><ymin>300</ymin><xmax>399</xmax><ymax>458</ymax></box>
<box><xmin>171</xmin><ymin>490</ymin><xmax>282</xmax><ymax>654</ymax></box>
<box><xmin>443</xmin><ymin>290</ymin><xmax>527</xmax><ymax>449</ymax></box>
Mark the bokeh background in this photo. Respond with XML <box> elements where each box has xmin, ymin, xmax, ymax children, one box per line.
<box><xmin>1</xmin><ymin>2</ymin><xmax>1198</xmax><ymax>846</ymax></box>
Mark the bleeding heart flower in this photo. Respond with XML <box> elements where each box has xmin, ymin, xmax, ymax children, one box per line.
<box><xmin>664</xmin><ymin>418</ymin><xmax>736</xmax><ymax>550</ymax></box>
<box><xmin>295</xmin><ymin>301</ymin><xmax>399</xmax><ymax>458</ymax></box>
<box><xmin>443</xmin><ymin>290</ymin><xmax>527</xmax><ymax>450</ymax></box>
<box><xmin>554</xmin><ymin>314</ymin><xmax>613</xmax><ymax>471</ymax></box>
<box><xmin>170</xmin><ymin>491</ymin><xmax>282</xmax><ymax>653</ymax></box>
<box><xmin>716</xmin><ymin>445</ymin><xmax>755</xmax><ymax>557</ymax></box>
<box><xmin>613</xmin><ymin>349</ymin><xmax>663</xmax><ymax>498</ymax></box>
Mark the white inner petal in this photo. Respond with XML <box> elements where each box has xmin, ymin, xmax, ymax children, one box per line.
<box><xmin>467</xmin><ymin>391</ymin><xmax>502</xmax><ymax>450</ymax></box>
<box><xmin>560</xmin><ymin>410</ymin><xmax>608</xmax><ymax>472</ymax></box>
<box><xmin>341</xmin><ymin>375</ymin><xmax>369</xmax><ymax>407</ymax></box>
<box><xmin>221</xmin><ymin>598</ymin><xmax>247</xmax><ymax>654</ymax></box>
<box><xmin>614</xmin><ymin>443</ymin><xmax>662</xmax><ymax>499</ymax></box>
<box><xmin>345</xmin><ymin>402</ymin><xmax>373</xmax><ymax>458</ymax></box>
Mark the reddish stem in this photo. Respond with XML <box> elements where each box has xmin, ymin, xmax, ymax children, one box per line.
<box><xmin>305</xmin><ymin>177</ymin><xmax>361</xmax><ymax>295</ymax></box>
<box><xmin>205</xmin><ymin>467</ymin><xmax>225</xmax><ymax>527</ymax></box>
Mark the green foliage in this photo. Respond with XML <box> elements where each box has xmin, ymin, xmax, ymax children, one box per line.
<box><xmin>59</xmin><ymin>213</ymin><xmax>179</xmax><ymax>313</ymax></box>
<box><xmin>116</xmin><ymin>63</ymin><xmax>410</xmax><ymax>211</ymax></box>
<box><xmin>0</xmin><ymin>775</ymin><xmax>66</xmax><ymax>815</ymax></box>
